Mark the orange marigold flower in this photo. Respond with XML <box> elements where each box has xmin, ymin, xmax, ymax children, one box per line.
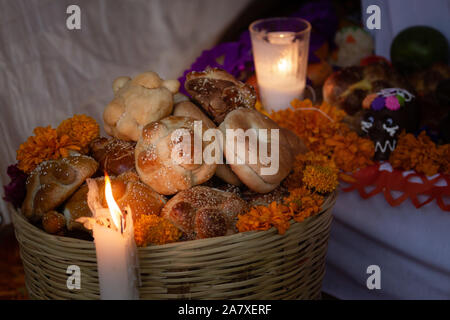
<box><xmin>16</xmin><ymin>126</ymin><xmax>81</xmax><ymax>173</ymax></box>
<box><xmin>302</xmin><ymin>164</ymin><xmax>339</xmax><ymax>193</ymax></box>
<box><xmin>57</xmin><ymin>114</ymin><xmax>99</xmax><ymax>152</ymax></box>
<box><xmin>134</xmin><ymin>214</ymin><xmax>182</xmax><ymax>247</ymax></box>
<box><xmin>270</xmin><ymin>99</ymin><xmax>374</xmax><ymax>173</ymax></box>
<box><xmin>389</xmin><ymin>131</ymin><xmax>450</xmax><ymax>176</ymax></box>
<box><xmin>283</xmin><ymin>152</ymin><xmax>338</xmax><ymax>191</ymax></box>
<box><xmin>236</xmin><ymin>201</ymin><xmax>293</xmax><ymax>235</ymax></box>
<box><xmin>284</xmin><ymin>187</ymin><xmax>324</xmax><ymax>223</ymax></box>
<box><xmin>236</xmin><ymin>187</ymin><xmax>325</xmax><ymax>234</ymax></box>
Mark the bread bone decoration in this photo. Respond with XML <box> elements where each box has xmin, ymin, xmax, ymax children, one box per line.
<box><xmin>161</xmin><ymin>186</ymin><xmax>248</xmax><ymax>239</ymax></box>
<box><xmin>173</xmin><ymin>101</ymin><xmax>242</xmax><ymax>186</ymax></box>
<box><xmin>64</xmin><ymin>171</ymin><xmax>166</xmax><ymax>231</ymax></box>
<box><xmin>184</xmin><ymin>68</ymin><xmax>257</xmax><ymax>124</ymax></box>
<box><xmin>103</xmin><ymin>71</ymin><xmax>180</xmax><ymax>141</ymax></box>
<box><xmin>22</xmin><ymin>155</ymin><xmax>98</xmax><ymax>222</ymax></box>
<box><xmin>219</xmin><ymin>108</ymin><xmax>306</xmax><ymax>193</ymax></box>
<box><xmin>135</xmin><ymin>116</ymin><xmax>217</xmax><ymax>195</ymax></box>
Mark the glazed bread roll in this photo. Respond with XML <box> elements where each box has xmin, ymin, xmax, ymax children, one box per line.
<box><xmin>173</xmin><ymin>101</ymin><xmax>242</xmax><ymax>186</ymax></box>
<box><xmin>22</xmin><ymin>155</ymin><xmax>98</xmax><ymax>222</ymax></box>
<box><xmin>42</xmin><ymin>211</ymin><xmax>66</xmax><ymax>235</ymax></box>
<box><xmin>219</xmin><ymin>108</ymin><xmax>299</xmax><ymax>193</ymax></box>
<box><xmin>90</xmin><ymin>137</ymin><xmax>136</xmax><ymax>175</ymax></box>
<box><xmin>135</xmin><ymin>116</ymin><xmax>217</xmax><ymax>195</ymax></box>
<box><xmin>184</xmin><ymin>68</ymin><xmax>257</xmax><ymax>124</ymax></box>
<box><xmin>161</xmin><ymin>186</ymin><xmax>248</xmax><ymax>239</ymax></box>
<box><xmin>64</xmin><ymin>172</ymin><xmax>166</xmax><ymax>231</ymax></box>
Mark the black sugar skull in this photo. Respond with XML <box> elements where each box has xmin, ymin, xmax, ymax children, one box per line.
<box><xmin>361</xmin><ymin>88</ymin><xmax>416</xmax><ymax>161</ymax></box>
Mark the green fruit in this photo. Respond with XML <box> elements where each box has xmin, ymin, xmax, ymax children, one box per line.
<box><xmin>391</xmin><ymin>26</ymin><xmax>449</xmax><ymax>73</ymax></box>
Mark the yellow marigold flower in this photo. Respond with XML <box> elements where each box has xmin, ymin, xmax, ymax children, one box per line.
<box><xmin>16</xmin><ymin>126</ymin><xmax>80</xmax><ymax>173</ymax></box>
<box><xmin>283</xmin><ymin>151</ymin><xmax>338</xmax><ymax>190</ymax></box>
<box><xmin>57</xmin><ymin>114</ymin><xmax>99</xmax><ymax>152</ymax></box>
<box><xmin>302</xmin><ymin>164</ymin><xmax>338</xmax><ymax>193</ymax></box>
<box><xmin>134</xmin><ymin>214</ymin><xmax>182</xmax><ymax>247</ymax></box>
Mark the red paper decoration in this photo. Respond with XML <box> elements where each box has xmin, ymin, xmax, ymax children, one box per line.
<box><xmin>341</xmin><ymin>163</ymin><xmax>450</xmax><ymax>211</ymax></box>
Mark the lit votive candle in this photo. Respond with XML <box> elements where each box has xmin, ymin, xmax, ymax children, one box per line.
<box><xmin>250</xmin><ymin>18</ymin><xmax>311</xmax><ymax>113</ymax></box>
<box><xmin>78</xmin><ymin>175</ymin><xmax>139</xmax><ymax>300</ymax></box>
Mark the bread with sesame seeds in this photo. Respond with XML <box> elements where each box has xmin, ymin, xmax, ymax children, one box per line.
<box><xmin>161</xmin><ymin>186</ymin><xmax>248</xmax><ymax>240</ymax></box>
<box><xmin>89</xmin><ymin>137</ymin><xmax>136</xmax><ymax>175</ymax></box>
<box><xmin>21</xmin><ymin>155</ymin><xmax>98</xmax><ymax>222</ymax></box>
<box><xmin>63</xmin><ymin>171</ymin><xmax>166</xmax><ymax>231</ymax></box>
<box><xmin>42</xmin><ymin>211</ymin><xmax>66</xmax><ymax>235</ymax></box>
<box><xmin>184</xmin><ymin>68</ymin><xmax>257</xmax><ymax>124</ymax></box>
<box><xmin>173</xmin><ymin>101</ymin><xmax>242</xmax><ymax>186</ymax></box>
<box><xmin>135</xmin><ymin>116</ymin><xmax>217</xmax><ymax>195</ymax></box>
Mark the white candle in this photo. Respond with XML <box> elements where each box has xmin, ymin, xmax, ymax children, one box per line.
<box><xmin>83</xmin><ymin>177</ymin><xmax>139</xmax><ymax>300</ymax></box>
<box><xmin>250</xmin><ymin>19</ymin><xmax>311</xmax><ymax>113</ymax></box>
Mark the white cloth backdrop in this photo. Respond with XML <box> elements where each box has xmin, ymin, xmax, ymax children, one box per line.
<box><xmin>0</xmin><ymin>0</ymin><xmax>252</xmax><ymax>224</ymax></box>
<box><xmin>323</xmin><ymin>189</ymin><xmax>450</xmax><ymax>299</ymax></box>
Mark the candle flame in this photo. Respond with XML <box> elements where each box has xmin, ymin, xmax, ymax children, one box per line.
<box><xmin>277</xmin><ymin>58</ymin><xmax>290</xmax><ymax>73</ymax></box>
<box><xmin>104</xmin><ymin>173</ymin><xmax>123</xmax><ymax>230</ymax></box>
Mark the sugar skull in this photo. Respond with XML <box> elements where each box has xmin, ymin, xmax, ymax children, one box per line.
<box><xmin>361</xmin><ymin>88</ymin><xmax>416</xmax><ymax>161</ymax></box>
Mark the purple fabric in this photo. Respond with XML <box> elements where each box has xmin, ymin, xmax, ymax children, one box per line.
<box><xmin>3</xmin><ymin>164</ymin><xmax>27</xmax><ymax>208</ymax></box>
<box><xmin>291</xmin><ymin>0</ymin><xmax>338</xmax><ymax>63</ymax></box>
<box><xmin>178</xmin><ymin>0</ymin><xmax>338</xmax><ymax>92</ymax></box>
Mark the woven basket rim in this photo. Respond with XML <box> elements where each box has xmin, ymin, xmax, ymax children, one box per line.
<box><xmin>10</xmin><ymin>190</ymin><xmax>337</xmax><ymax>250</ymax></box>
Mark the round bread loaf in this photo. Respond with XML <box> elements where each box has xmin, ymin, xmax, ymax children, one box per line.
<box><xmin>89</xmin><ymin>137</ymin><xmax>136</xmax><ymax>175</ymax></box>
<box><xmin>135</xmin><ymin>116</ymin><xmax>217</xmax><ymax>195</ymax></box>
<box><xmin>173</xmin><ymin>101</ymin><xmax>242</xmax><ymax>186</ymax></box>
<box><xmin>219</xmin><ymin>108</ymin><xmax>296</xmax><ymax>193</ymax></box>
<box><xmin>184</xmin><ymin>68</ymin><xmax>257</xmax><ymax>124</ymax></box>
<box><xmin>161</xmin><ymin>186</ymin><xmax>248</xmax><ymax>239</ymax></box>
<box><xmin>22</xmin><ymin>155</ymin><xmax>98</xmax><ymax>222</ymax></box>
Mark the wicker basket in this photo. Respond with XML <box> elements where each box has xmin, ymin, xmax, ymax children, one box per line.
<box><xmin>11</xmin><ymin>191</ymin><xmax>336</xmax><ymax>300</ymax></box>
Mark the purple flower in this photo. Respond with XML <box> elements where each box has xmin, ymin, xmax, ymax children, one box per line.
<box><xmin>371</xmin><ymin>96</ymin><xmax>386</xmax><ymax>111</ymax></box>
<box><xmin>178</xmin><ymin>32</ymin><xmax>254</xmax><ymax>95</ymax></box>
<box><xmin>291</xmin><ymin>0</ymin><xmax>338</xmax><ymax>62</ymax></box>
<box><xmin>3</xmin><ymin>164</ymin><xmax>28</xmax><ymax>208</ymax></box>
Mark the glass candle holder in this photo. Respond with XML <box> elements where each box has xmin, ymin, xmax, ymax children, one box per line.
<box><xmin>249</xmin><ymin>17</ymin><xmax>311</xmax><ymax>113</ymax></box>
